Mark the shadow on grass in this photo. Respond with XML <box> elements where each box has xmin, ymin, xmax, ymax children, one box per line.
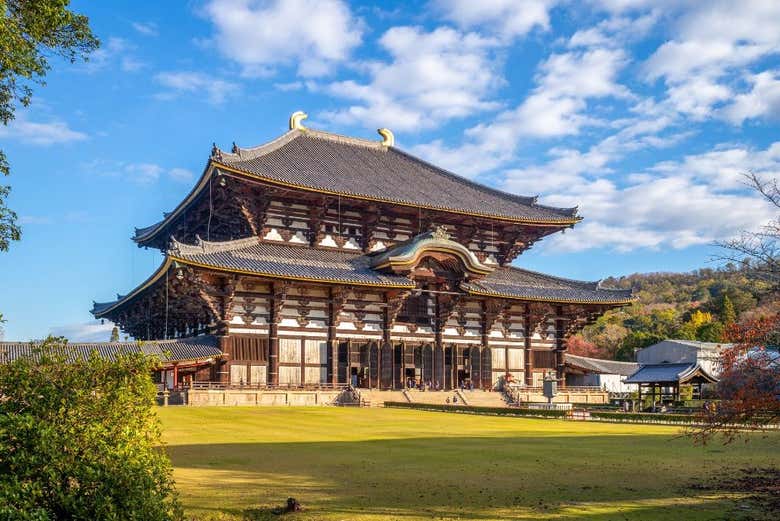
<box><xmin>166</xmin><ymin>433</ymin><xmax>779</xmax><ymax>521</ymax></box>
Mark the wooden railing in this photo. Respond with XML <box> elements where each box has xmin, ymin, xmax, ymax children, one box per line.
<box><xmin>187</xmin><ymin>381</ymin><xmax>349</xmax><ymax>391</ymax></box>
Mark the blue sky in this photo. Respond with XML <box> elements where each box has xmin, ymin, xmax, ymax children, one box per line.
<box><xmin>1</xmin><ymin>0</ymin><xmax>779</xmax><ymax>341</ymax></box>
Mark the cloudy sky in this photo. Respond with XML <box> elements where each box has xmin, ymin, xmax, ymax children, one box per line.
<box><xmin>1</xmin><ymin>0</ymin><xmax>778</xmax><ymax>341</ymax></box>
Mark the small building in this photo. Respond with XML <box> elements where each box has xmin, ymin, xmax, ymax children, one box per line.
<box><xmin>564</xmin><ymin>354</ymin><xmax>638</xmax><ymax>395</ymax></box>
<box><xmin>636</xmin><ymin>339</ymin><xmax>730</xmax><ymax>377</ymax></box>
<box><xmin>0</xmin><ymin>337</ymin><xmax>225</xmax><ymax>390</ymax></box>
<box><xmin>624</xmin><ymin>363</ymin><xmax>718</xmax><ymax>405</ymax></box>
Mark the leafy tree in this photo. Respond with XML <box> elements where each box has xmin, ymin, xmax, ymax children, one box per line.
<box><xmin>721</xmin><ymin>294</ymin><xmax>737</xmax><ymax>327</ymax></box>
<box><xmin>0</xmin><ymin>1</ymin><xmax>99</xmax><ymax>251</ymax></box>
<box><xmin>0</xmin><ymin>337</ymin><xmax>182</xmax><ymax>519</ymax></box>
<box><xmin>697</xmin><ymin>321</ymin><xmax>725</xmax><ymax>342</ymax></box>
<box><xmin>110</xmin><ymin>325</ymin><xmax>120</xmax><ymax>342</ymax></box>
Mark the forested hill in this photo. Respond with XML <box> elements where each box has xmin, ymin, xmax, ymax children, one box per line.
<box><xmin>569</xmin><ymin>264</ymin><xmax>777</xmax><ymax>361</ymax></box>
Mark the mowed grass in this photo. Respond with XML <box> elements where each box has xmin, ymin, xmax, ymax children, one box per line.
<box><xmin>158</xmin><ymin>407</ymin><xmax>779</xmax><ymax>521</ymax></box>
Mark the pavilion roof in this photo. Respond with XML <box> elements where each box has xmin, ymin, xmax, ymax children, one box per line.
<box><xmin>460</xmin><ymin>267</ymin><xmax>634</xmax><ymax>304</ymax></box>
<box><xmin>624</xmin><ymin>363</ymin><xmax>719</xmax><ymax>384</ymax></box>
<box><xmin>134</xmin><ymin>127</ymin><xmax>580</xmax><ymax>245</ymax></box>
<box><xmin>564</xmin><ymin>354</ymin><xmax>638</xmax><ymax>376</ymax></box>
<box><xmin>93</xmin><ymin>236</ymin><xmax>632</xmax><ymax>318</ymax></box>
<box><xmin>0</xmin><ymin>336</ymin><xmax>223</xmax><ymax>365</ymax></box>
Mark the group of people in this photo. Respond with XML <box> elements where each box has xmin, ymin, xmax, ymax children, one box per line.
<box><xmin>404</xmin><ymin>378</ymin><xmax>477</xmax><ymax>391</ymax></box>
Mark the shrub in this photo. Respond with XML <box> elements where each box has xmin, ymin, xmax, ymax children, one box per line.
<box><xmin>0</xmin><ymin>337</ymin><xmax>182</xmax><ymax>520</ymax></box>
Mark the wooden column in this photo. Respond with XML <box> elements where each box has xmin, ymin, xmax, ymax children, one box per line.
<box><xmin>524</xmin><ymin>304</ymin><xmax>533</xmax><ymax>386</ymax></box>
<box><xmin>172</xmin><ymin>364</ymin><xmax>179</xmax><ymax>390</ymax></box>
<box><xmin>555</xmin><ymin>305</ymin><xmax>566</xmax><ymax>384</ymax></box>
<box><xmin>375</xmin><ymin>341</ymin><xmax>380</xmax><ymax>390</ymax></box>
<box><xmin>328</xmin><ymin>287</ymin><xmax>337</xmax><ymax>386</ymax></box>
<box><xmin>401</xmin><ymin>342</ymin><xmax>406</xmax><ymax>388</ymax></box>
<box><xmin>268</xmin><ymin>283</ymin><xmax>280</xmax><ymax>386</ymax></box>
<box><xmin>383</xmin><ymin>293</ymin><xmax>392</xmax><ymax>390</ymax></box>
<box><xmin>434</xmin><ymin>294</ymin><xmax>442</xmax><ymax>390</ymax></box>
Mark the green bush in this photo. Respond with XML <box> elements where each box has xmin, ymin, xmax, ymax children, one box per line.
<box><xmin>0</xmin><ymin>337</ymin><xmax>182</xmax><ymax>520</ymax></box>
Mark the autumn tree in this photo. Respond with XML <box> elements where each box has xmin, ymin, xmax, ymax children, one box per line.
<box><xmin>696</xmin><ymin>172</ymin><xmax>780</xmax><ymax>441</ymax></box>
<box><xmin>1</xmin><ymin>1</ymin><xmax>99</xmax><ymax>251</ymax></box>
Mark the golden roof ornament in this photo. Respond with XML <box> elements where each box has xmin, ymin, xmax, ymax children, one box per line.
<box><xmin>289</xmin><ymin>111</ymin><xmax>308</xmax><ymax>131</ymax></box>
<box><xmin>377</xmin><ymin>128</ymin><xmax>394</xmax><ymax>147</ymax></box>
<box><xmin>432</xmin><ymin>225</ymin><xmax>450</xmax><ymax>241</ymax></box>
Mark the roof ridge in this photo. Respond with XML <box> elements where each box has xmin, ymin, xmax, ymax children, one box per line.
<box><xmin>168</xmin><ymin>235</ymin><xmax>262</xmax><ymax>256</ymax></box>
<box><xmin>499</xmin><ymin>265</ymin><xmax>602</xmax><ymax>290</ymax></box>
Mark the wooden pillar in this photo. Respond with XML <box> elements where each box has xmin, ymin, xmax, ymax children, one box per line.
<box><xmin>300</xmin><ymin>339</ymin><xmax>306</xmax><ymax>386</ymax></box>
<box><xmin>268</xmin><ymin>283</ymin><xmax>279</xmax><ymax>386</ymax></box>
<box><xmin>434</xmin><ymin>294</ymin><xmax>442</xmax><ymax>390</ymax></box>
<box><xmin>328</xmin><ymin>287</ymin><xmax>338</xmax><ymax>386</ymax></box>
<box><xmin>346</xmin><ymin>341</ymin><xmax>352</xmax><ymax>387</ymax></box>
<box><xmin>452</xmin><ymin>345</ymin><xmax>458</xmax><ymax>389</ymax></box>
<box><xmin>401</xmin><ymin>342</ymin><xmax>406</xmax><ymax>388</ymax></box>
<box><xmin>524</xmin><ymin>305</ymin><xmax>533</xmax><ymax>386</ymax></box>
<box><xmin>480</xmin><ymin>300</ymin><xmax>488</xmax><ymax>390</ymax></box>
<box><xmin>375</xmin><ymin>341</ymin><xmax>380</xmax><ymax>390</ymax></box>
<box><xmin>555</xmin><ymin>305</ymin><xmax>565</xmax><ymax>385</ymax></box>
<box><xmin>172</xmin><ymin>364</ymin><xmax>179</xmax><ymax>390</ymax></box>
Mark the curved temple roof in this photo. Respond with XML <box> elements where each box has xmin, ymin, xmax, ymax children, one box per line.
<box><xmin>460</xmin><ymin>266</ymin><xmax>634</xmax><ymax>304</ymax></box>
<box><xmin>93</xmin><ymin>235</ymin><xmax>632</xmax><ymax>319</ymax></box>
<box><xmin>134</xmin><ymin>127</ymin><xmax>580</xmax><ymax>245</ymax></box>
<box><xmin>0</xmin><ymin>336</ymin><xmax>223</xmax><ymax>365</ymax></box>
<box><xmin>624</xmin><ymin>363</ymin><xmax>719</xmax><ymax>384</ymax></box>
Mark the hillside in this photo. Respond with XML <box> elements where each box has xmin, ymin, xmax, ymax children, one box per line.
<box><xmin>569</xmin><ymin>264</ymin><xmax>778</xmax><ymax>361</ymax></box>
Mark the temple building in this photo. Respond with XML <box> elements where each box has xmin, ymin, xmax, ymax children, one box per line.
<box><xmin>91</xmin><ymin>112</ymin><xmax>633</xmax><ymax>390</ymax></box>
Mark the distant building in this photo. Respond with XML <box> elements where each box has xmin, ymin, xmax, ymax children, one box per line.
<box><xmin>564</xmin><ymin>354</ymin><xmax>638</xmax><ymax>394</ymax></box>
<box><xmin>625</xmin><ymin>339</ymin><xmax>726</xmax><ymax>404</ymax></box>
<box><xmin>636</xmin><ymin>339</ymin><xmax>730</xmax><ymax>377</ymax></box>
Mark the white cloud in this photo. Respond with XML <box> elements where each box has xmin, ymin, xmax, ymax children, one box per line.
<box><xmin>124</xmin><ymin>163</ymin><xmax>164</xmax><ymax>184</ymax></box>
<box><xmin>324</xmin><ymin>26</ymin><xmax>502</xmax><ymax>131</ymax></box>
<box><xmin>0</xmin><ymin>114</ymin><xmax>87</xmax><ymax>145</ymax></box>
<box><xmin>437</xmin><ymin>0</ymin><xmax>557</xmax><ymax>40</ymax></box>
<box><xmin>168</xmin><ymin>167</ymin><xmax>194</xmax><ymax>183</ymax></box>
<box><xmin>49</xmin><ymin>321</ymin><xmax>118</xmax><ymax>343</ymax></box>
<box><xmin>131</xmin><ymin>21</ymin><xmax>158</xmax><ymax>36</ymax></box>
<box><xmin>643</xmin><ymin>1</ymin><xmax>780</xmax><ymax>119</ymax></box>
<box><xmin>155</xmin><ymin>71</ymin><xmax>240</xmax><ymax>104</ymax></box>
<box><xmin>81</xmin><ymin>37</ymin><xmax>143</xmax><ymax>73</ymax></box>
<box><xmin>508</xmin><ymin>141</ymin><xmax>780</xmax><ymax>253</ymax></box>
<box><xmin>202</xmin><ymin>0</ymin><xmax>361</xmax><ymax>77</ymax></box>
<box><xmin>411</xmin><ymin>44</ymin><xmax>630</xmax><ymax>176</ymax></box>
<box><xmin>722</xmin><ymin>70</ymin><xmax>780</xmax><ymax>125</ymax></box>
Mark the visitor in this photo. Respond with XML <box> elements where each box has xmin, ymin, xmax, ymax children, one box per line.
<box><xmin>446</xmin><ymin>396</ymin><xmax>450</xmax><ymax>404</ymax></box>
<box><xmin>453</xmin><ymin>394</ymin><xmax>458</xmax><ymax>404</ymax></box>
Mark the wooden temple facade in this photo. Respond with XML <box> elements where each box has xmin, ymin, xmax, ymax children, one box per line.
<box><xmin>92</xmin><ymin>112</ymin><xmax>633</xmax><ymax>390</ymax></box>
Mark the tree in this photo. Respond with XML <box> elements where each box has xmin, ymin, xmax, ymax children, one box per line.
<box><xmin>1</xmin><ymin>1</ymin><xmax>99</xmax><ymax>251</ymax></box>
<box><xmin>0</xmin><ymin>337</ymin><xmax>182</xmax><ymax>519</ymax></box>
<box><xmin>721</xmin><ymin>294</ymin><xmax>737</xmax><ymax>327</ymax></box>
<box><xmin>565</xmin><ymin>334</ymin><xmax>603</xmax><ymax>358</ymax></box>
<box><xmin>696</xmin><ymin>172</ymin><xmax>780</xmax><ymax>441</ymax></box>
<box><xmin>110</xmin><ymin>325</ymin><xmax>119</xmax><ymax>342</ymax></box>
<box><xmin>696</xmin><ymin>316</ymin><xmax>780</xmax><ymax>443</ymax></box>
<box><xmin>716</xmin><ymin>172</ymin><xmax>780</xmax><ymax>291</ymax></box>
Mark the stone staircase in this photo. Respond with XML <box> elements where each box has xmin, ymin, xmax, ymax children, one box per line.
<box><xmin>405</xmin><ymin>390</ymin><xmax>462</xmax><ymax>406</ymax></box>
<box><xmin>358</xmin><ymin>390</ymin><xmax>411</xmax><ymax>407</ymax></box>
<box><xmin>459</xmin><ymin>390</ymin><xmax>513</xmax><ymax>408</ymax></box>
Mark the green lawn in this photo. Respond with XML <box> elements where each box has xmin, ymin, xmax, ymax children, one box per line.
<box><xmin>159</xmin><ymin>407</ymin><xmax>779</xmax><ymax>521</ymax></box>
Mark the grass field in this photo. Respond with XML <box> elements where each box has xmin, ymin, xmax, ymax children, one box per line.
<box><xmin>159</xmin><ymin>407</ymin><xmax>780</xmax><ymax>520</ymax></box>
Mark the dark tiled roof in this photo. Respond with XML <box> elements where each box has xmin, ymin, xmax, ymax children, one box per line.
<box><xmin>0</xmin><ymin>336</ymin><xmax>223</xmax><ymax>364</ymax></box>
<box><xmin>624</xmin><ymin>363</ymin><xmax>718</xmax><ymax>384</ymax></box>
<box><xmin>461</xmin><ymin>267</ymin><xmax>634</xmax><ymax>304</ymax></box>
<box><xmin>169</xmin><ymin>236</ymin><xmax>415</xmax><ymax>287</ymax></box>
<box><xmin>214</xmin><ymin>130</ymin><xmax>578</xmax><ymax>223</ymax></box>
<box><xmin>565</xmin><ymin>354</ymin><xmax>638</xmax><ymax>376</ymax></box>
